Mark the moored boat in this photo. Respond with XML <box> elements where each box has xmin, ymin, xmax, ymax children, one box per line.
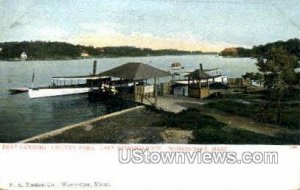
<box><xmin>173</xmin><ymin>68</ymin><xmax>228</xmax><ymax>84</ymax></box>
<box><xmin>170</xmin><ymin>62</ymin><xmax>184</xmax><ymax>70</ymax></box>
<box><xmin>28</xmin><ymin>75</ymin><xmax>110</xmax><ymax>99</ymax></box>
<box><xmin>9</xmin><ymin>87</ymin><xmax>29</xmax><ymax>94</ymax></box>
<box><xmin>28</xmin><ymin>87</ymin><xmax>99</xmax><ymax>99</ymax></box>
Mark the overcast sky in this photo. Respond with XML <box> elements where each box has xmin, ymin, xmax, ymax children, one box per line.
<box><xmin>1</xmin><ymin>0</ymin><xmax>300</xmax><ymax>51</ymax></box>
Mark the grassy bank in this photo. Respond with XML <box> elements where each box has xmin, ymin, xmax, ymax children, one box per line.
<box><xmin>205</xmin><ymin>88</ymin><xmax>300</xmax><ymax>129</ymax></box>
<box><xmin>33</xmin><ymin>107</ymin><xmax>299</xmax><ymax>144</ymax></box>
<box><xmin>153</xmin><ymin>108</ymin><xmax>299</xmax><ymax>144</ymax></box>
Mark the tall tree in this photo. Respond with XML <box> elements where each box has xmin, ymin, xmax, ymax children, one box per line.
<box><xmin>256</xmin><ymin>47</ymin><xmax>299</xmax><ymax>124</ymax></box>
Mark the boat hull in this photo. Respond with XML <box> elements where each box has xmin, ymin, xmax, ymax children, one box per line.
<box><xmin>28</xmin><ymin>87</ymin><xmax>99</xmax><ymax>99</ymax></box>
<box><xmin>170</xmin><ymin>66</ymin><xmax>184</xmax><ymax>70</ymax></box>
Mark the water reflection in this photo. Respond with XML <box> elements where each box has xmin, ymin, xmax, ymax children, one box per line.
<box><xmin>0</xmin><ymin>93</ymin><xmax>135</xmax><ymax>142</ymax></box>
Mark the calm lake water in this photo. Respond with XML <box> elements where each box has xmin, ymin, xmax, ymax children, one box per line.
<box><xmin>0</xmin><ymin>55</ymin><xmax>257</xmax><ymax>142</ymax></box>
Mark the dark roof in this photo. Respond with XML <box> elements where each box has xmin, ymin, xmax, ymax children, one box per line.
<box><xmin>52</xmin><ymin>75</ymin><xmax>107</xmax><ymax>80</ymax></box>
<box><xmin>203</xmin><ymin>68</ymin><xmax>220</xmax><ymax>72</ymax></box>
<box><xmin>99</xmin><ymin>62</ymin><xmax>170</xmax><ymax>80</ymax></box>
<box><xmin>185</xmin><ymin>69</ymin><xmax>213</xmax><ymax>79</ymax></box>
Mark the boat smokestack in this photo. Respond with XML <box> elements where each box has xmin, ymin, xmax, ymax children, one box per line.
<box><xmin>93</xmin><ymin>60</ymin><xmax>97</xmax><ymax>75</ymax></box>
<box><xmin>199</xmin><ymin>63</ymin><xmax>203</xmax><ymax>71</ymax></box>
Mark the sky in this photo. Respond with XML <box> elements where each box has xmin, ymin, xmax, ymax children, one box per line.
<box><xmin>0</xmin><ymin>0</ymin><xmax>300</xmax><ymax>52</ymax></box>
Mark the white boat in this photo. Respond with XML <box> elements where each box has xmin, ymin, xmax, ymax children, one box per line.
<box><xmin>174</xmin><ymin>75</ymin><xmax>227</xmax><ymax>84</ymax></box>
<box><xmin>173</xmin><ymin>68</ymin><xmax>228</xmax><ymax>84</ymax></box>
<box><xmin>28</xmin><ymin>75</ymin><xmax>109</xmax><ymax>99</ymax></box>
<box><xmin>170</xmin><ymin>62</ymin><xmax>184</xmax><ymax>70</ymax></box>
<box><xmin>29</xmin><ymin>87</ymin><xmax>99</xmax><ymax>98</ymax></box>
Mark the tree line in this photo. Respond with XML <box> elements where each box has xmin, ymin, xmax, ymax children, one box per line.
<box><xmin>0</xmin><ymin>41</ymin><xmax>202</xmax><ymax>60</ymax></box>
<box><xmin>242</xmin><ymin>47</ymin><xmax>299</xmax><ymax>124</ymax></box>
<box><xmin>235</xmin><ymin>38</ymin><xmax>300</xmax><ymax>58</ymax></box>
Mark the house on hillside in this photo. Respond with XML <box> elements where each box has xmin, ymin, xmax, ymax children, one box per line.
<box><xmin>81</xmin><ymin>51</ymin><xmax>89</xmax><ymax>58</ymax></box>
<box><xmin>20</xmin><ymin>52</ymin><xmax>27</xmax><ymax>60</ymax></box>
<box><xmin>219</xmin><ymin>47</ymin><xmax>238</xmax><ymax>57</ymax></box>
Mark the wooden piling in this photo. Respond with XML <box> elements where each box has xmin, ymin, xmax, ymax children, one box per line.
<box><xmin>199</xmin><ymin>63</ymin><xmax>202</xmax><ymax>99</ymax></box>
<box><xmin>154</xmin><ymin>77</ymin><xmax>158</xmax><ymax>106</ymax></box>
<box><xmin>93</xmin><ymin>60</ymin><xmax>97</xmax><ymax>75</ymax></box>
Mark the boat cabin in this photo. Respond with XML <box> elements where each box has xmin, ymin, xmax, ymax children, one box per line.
<box><xmin>172</xmin><ymin>64</ymin><xmax>228</xmax><ymax>99</ymax></box>
<box><xmin>170</xmin><ymin>62</ymin><xmax>184</xmax><ymax>70</ymax></box>
<box><xmin>50</xmin><ymin>75</ymin><xmax>111</xmax><ymax>88</ymax></box>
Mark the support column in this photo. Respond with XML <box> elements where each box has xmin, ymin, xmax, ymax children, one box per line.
<box><xmin>188</xmin><ymin>77</ymin><xmax>190</xmax><ymax>96</ymax></box>
<box><xmin>141</xmin><ymin>84</ymin><xmax>144</xmax><ymax>103</ymax></box>
<box><xmin>199</xmin><ymin>80</ymin><xmax>202</xmax><ymax>99</ymax></box>
<box><xmin>134</xmin><ymin>81</ymin><xmax>136</xmax><ymax>101</ymax></box>
<box><xmin>91</xmin><ymin>60</ymin><xmax>97</xmax><ymax>88</ymax></box>
<box><xmin>154</xmin><ymin>77</ymin><xmax>157</xmax><ymax>107</ymax></box>
<box><xmin>157</xmin><ymin>77</ymin><xmax>160</xmax><ymax>96</ymax></box>
<box><xmin>93</xmin><ymin>60</ymin><xmax>97</xmax><ymax>75</ymax></box>
<box><xmin>198</xmin><ymin>63</ymin><xmax>203</xmax><ymax>99</ymax></box>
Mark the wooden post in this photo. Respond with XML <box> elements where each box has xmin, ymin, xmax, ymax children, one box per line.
<box><xmin>154</xmin><ymin>77</ymin><xmax>157</xmax><ymax>106</ymax></box>
<box><xmin>134</xmin><ymin>81</ymin><xmax>136</xmax><ymax>101</ymax></box>
<box><xmin>141</xmin><ymin>84</ymin><xmax>144</xmax><ymax>103</ymax></box>
<box><xmin>157</xmin><ymin>77</ymin><xmax>160</xmax><ymax>96</ymax></box>
<box><xmin>199</xmin><ymin>64</ymin><xmax>202</xmax><ymax>99</ymax></box>
<box><xmin>89</xmin><ymin>60</ymin><xmax>97</xmax><ymax>88</ymax></box>
<box><xmin>207</xmin><ymin>79</ymin><xmax>209</xmax><ymax>88</ymax></box>
<box><xmin>188</xmin><ymin>77</ymin><xmax>190</xmax><ymax>96</ymax></box>
<box><xmin>93</xmin><ymin>60</ymin><xmax>97</xmax><ymax>75</ymax></box>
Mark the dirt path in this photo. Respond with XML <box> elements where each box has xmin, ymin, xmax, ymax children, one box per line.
<box><xmin>186</xmin><ymin>104</ymin><xmax>294</xmax><ymax>137</ymax></box>
<box><xmin>142</xmin><ymin>95</ymin><xmax>300</xmax><ymax>137</ymax></box>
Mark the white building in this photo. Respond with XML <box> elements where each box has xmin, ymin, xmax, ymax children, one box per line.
<box><xmin>20</xmin><ymin>52</ymin><xmax>27</xmax><ymax>60</ymax></box>
<box><xmin>81</xmin><ymin>51</ymin><xmax>89</xmax><ymax>58</ymax></box>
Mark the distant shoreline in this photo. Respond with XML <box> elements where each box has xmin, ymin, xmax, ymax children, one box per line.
<box><xmin>0</xmin><ymin>52</ymin><xmax>219</xmax><ymax>62</ymax></box>
<box><xmin>0</xmin><ymin>41</ymin><xmax>214</xmax><ymax>61</ymax></box>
